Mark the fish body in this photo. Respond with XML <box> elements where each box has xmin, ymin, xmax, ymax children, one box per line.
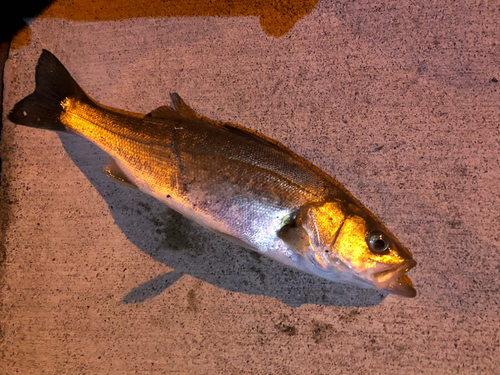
<box><xmin>9</xmin><ymin>50</ymin><xmax>416</xmax><ymax>297</ymax></box>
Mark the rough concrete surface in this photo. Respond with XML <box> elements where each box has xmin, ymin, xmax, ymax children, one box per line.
<box><xmin>1</xmin><ymin>1</ymin><xmax>499</xmax><ymax>374</ymax></box>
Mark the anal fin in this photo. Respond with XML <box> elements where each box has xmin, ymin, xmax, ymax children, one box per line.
<box><xmin>104</xmin><ymin>158</ymin><xmax>138</xmax><ymax>190</ymax></box>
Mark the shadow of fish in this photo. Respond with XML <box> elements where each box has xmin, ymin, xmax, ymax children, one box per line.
<box><xmin>8</xmin><ymin>50</ymin><xmax>417</xmax><ymax>301</ymax></box>
<box><xmin>56</xmin><ymin>137</ymin><xmax>387</xmax><ymax>307</ymax></box>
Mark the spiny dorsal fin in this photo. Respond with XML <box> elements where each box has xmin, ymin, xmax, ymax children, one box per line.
<box><xmin>145</xmin><ymin>93</ymin><xmax>200</xmax><ymax>120</ymax></box>
<box><xmin>104</xmin><ymin>157</ymin><xmax>138</xmax><ymax>190</ymax></box>
<box><xmin>220</xmin><ymin>123</ymin><xmax>292</xmax><ymax>154</ymax></box>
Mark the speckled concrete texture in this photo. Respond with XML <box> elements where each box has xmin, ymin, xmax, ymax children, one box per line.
<box><xmin>1</xmin><ymin>1</ymin><xmax>499</xmax><ymax>374</ymax></box>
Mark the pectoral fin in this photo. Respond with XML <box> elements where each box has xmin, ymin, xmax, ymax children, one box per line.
<box><xmin>278</xmin><ymin>224</ymin><xmax>311</xmax><ymax>254</ymax></box>
<box><xmin>104</xmin><ymin>158</ymin><xmax>138</xmax><ymax>189</ymax></box>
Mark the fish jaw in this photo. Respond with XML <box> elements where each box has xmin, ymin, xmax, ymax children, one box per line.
<box><xmin>300</xmin><ymin>248</ymin><xmax>417</xmax><ymax>296</ymax></box>
<box><xmin>383</xmin><ymin>274</ymin><xmax>417</xmax><ymax>298</ymax></box>
<box><xmin>338</xmin><ymin>256</ymin><xmax>415</xmax><ymax>297</ymax></box>
<box><xmin>370</xmin><ymin>258</ymin><xmax>417</xmax><ymax>288</ymax></box>
<box><xmin>374</xmin><ymin>259</ymin><xmax>417</xmax><ymax>297</ymax></box>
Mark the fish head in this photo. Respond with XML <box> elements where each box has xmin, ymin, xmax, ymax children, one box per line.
<box><xmin>302</xmin><ymin>199</ymin><xmax>416</xmax><ymax>297</ymax></box>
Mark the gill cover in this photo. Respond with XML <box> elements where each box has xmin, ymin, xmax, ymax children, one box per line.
<box><xmin>278</xmin><ymin>200</ymin><xmax>347</xmax><ymax>273</ymax></box>
<box><xmin>278</xmin><ymin>199</ymin><xmax>416</xmax><ymax>297</ymax></box>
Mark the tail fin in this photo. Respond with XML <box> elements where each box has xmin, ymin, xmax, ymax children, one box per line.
<box><xmin>8</xmin><ymin>50</ymin><xmax>91</xmax><ymax>131</ymax></box>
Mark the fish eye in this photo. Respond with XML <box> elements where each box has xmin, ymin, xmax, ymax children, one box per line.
<box><xmin>367</xmin><ymin>232</ymin><xmax>390</xmax><ymax>254</ymax></box>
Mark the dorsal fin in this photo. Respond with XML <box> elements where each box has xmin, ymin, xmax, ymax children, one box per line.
<box><xmin>170</xmin><ymin>93</ymin><xmax>200</xmax><ymax>120</ymax></box>
<box><xmin>146</xmin><ymin>95</ymin><xmax>297</xmax><ymax>160</ymax></box>
<box><xmin>146</xmin><ymin>105</ymin><xmax>184</xmax><ymax>120</ymax></box>
<box><xmin>146</xmin><ymin>93</ymin><xmax>200</xmax><ymax>120</ymax></box>
<box><xmin>221</xmin><ymin>123</ymin><xmax>296</xmax><ymax>155</ymax></box>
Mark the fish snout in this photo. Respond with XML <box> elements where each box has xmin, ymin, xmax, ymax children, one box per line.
<box><xmin>371</xmin><ymin>258</ymin><xmax>417</xmax><ymax>297</ymax></box>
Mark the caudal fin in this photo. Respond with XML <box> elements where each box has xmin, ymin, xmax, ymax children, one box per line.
<box><xmin>8</xmin><ymin>50</ymin><xmax>91</xmax><ymax>131</ymax></box>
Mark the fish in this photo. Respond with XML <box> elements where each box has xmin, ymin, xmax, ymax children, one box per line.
<box><xmin>8</xmin><ymin>50</ymin><xmax>417</xmax><ymax>297</ymax></box>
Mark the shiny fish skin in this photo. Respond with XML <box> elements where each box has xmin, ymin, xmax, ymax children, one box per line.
<box><xmin>8</xmin><ymin>50</ymin><xmax>417</xmax><ymax>297</ymax></box>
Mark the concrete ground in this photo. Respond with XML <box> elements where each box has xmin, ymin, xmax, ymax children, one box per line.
<box><xmin>1</xmin><ymin>1</ymin><xmax>499</xmax><ymax>374</ymax></box>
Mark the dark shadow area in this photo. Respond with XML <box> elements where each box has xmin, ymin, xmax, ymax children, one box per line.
<box><xmin>1</xmin><ymin>0</ymin><xmax>56</xmax><ymax>300</ymax></box>
<box><xmin>0</xmin><ymin>1</ymin><xmax>54</xmax><ymax>42</ymax></box>
<box><xmin>11</xmin><ymin>0</ymin><xmax>319</xmax><ymax>48</ymax></box>
<box><xmin>58</xmin><ymin>131</ymin><xmax>387</xmax><ymax>308</ymax></box>
<box><xmin>0</xmin><ymin>42</ymin><xmax>10</xmax><ymax>179</ymax></box>
<box><xmin>0</xmin><ymin>42</ymin><xmax>10</xmax><ymax>289</ymax></box>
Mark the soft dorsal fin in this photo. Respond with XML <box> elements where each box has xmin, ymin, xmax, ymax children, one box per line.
<box><xmin>171</xmin><ymin>93</ymin><xmax>200</xmax><ymax>120</ymax></box>
<box><xmin>146</xmin><ymin>105</ymin><xmax>184</xmax><ymax>120</ymax></box>
<box><xmin>146</xmin><ymin>93</ymin><xmax>200</xmax><ymax>120</ymax></box>
<box><xmin>104</xmin><ymin>157</ymin><xmax>138</xmax><ymax>189</ymax></box>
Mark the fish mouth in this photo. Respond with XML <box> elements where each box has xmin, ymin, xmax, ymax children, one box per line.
<box><xmin>371</xmin><ymin>259</ymin><xmax>417</xmax><ymax>298</ymax></box>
